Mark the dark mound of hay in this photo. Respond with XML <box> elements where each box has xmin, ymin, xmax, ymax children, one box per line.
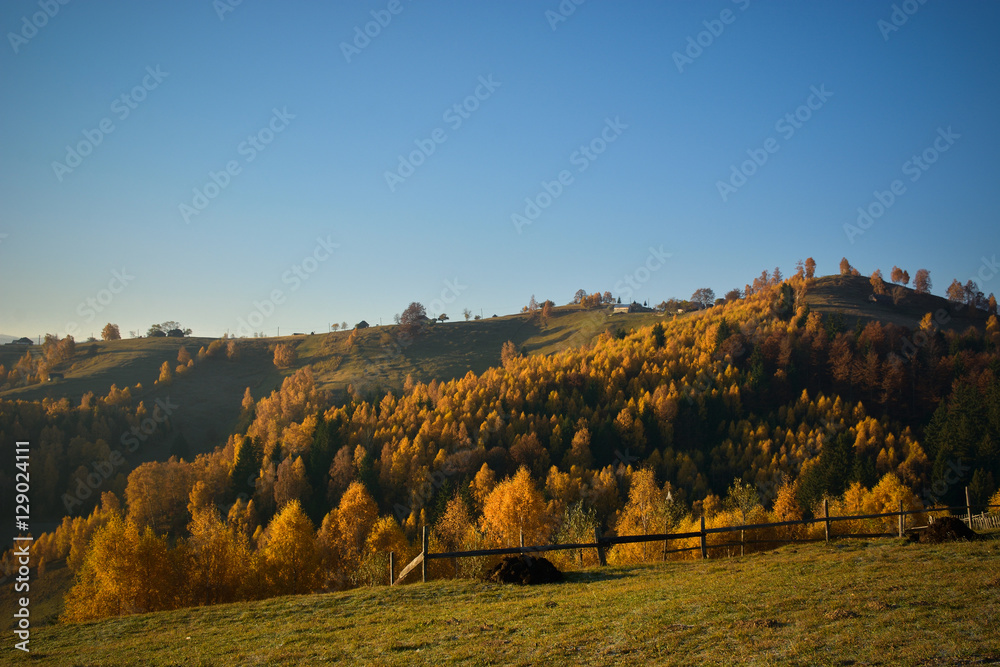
<box><xmin>484</xmin><ymin>556</ymin><xmax>563</xmax><ymax>585</ymax></box>
<box><xmin>919</xmin><ymin>516</ymin><xmax>979</xmax><ymax>544</ymax></box>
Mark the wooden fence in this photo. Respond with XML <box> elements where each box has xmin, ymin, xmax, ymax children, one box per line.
<box><xmin>390</xmin><ymin>498</ymin><xmax>1000</xmax><ymax>586</ymax></box>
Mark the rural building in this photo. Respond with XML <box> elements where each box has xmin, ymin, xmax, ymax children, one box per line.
<box><xmin>11</xmin><ymin>337</ymin><xmax>33</xmax><ymax>345</ymax></box>
<box><xmin>612</xmin><ymin>302</ymin><xmax>654</xmax><ymax>314</ymax></box>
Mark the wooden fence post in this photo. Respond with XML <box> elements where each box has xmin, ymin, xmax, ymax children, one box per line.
<box><xmin>421</xmin><ymin>526</ymin><xmax>429</xmax><ymax>584</ymax></box>
<box><xmin>662</xmin><ymin>517</ymin><xmax>669</xmax><ymax>562</ymax></box>
<box><xmin>520</xmin><ymin>529</ymin><xmax>524</xmax><ymax>549</ymax></box>
<box><xmin>594</xmin><ymin>526</ymin><xmax>607</xmax><ymax>566</ymax></box>
<box><xmin>700</xmin><ymin>515</ymin><xmax>707</xmax><ymax>559</ymax></box>
<box><xmin>824</xmin><ymin>499</ymin><xmax>830</xmax><ymax>543</ymax></box>
<box><xmin>740</xmin><ymin>528</ymin><xmax>745</xmax><ymax>557</ymax></box>
<box><xmin>966</xmin><ymin>487</ymin><xmax>972</xmax><ymax>525</ymax></box>
<box><xmin>389</xmin><ymin>551</ymin><xmax>395</xmax><ymax>586</ymax></box>
<box><xmin>898</xmin><ymin>500</ymin><xmax>904</xmax><ymax>538</ymax></box>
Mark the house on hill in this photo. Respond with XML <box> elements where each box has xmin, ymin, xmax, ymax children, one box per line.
<box><xmin>11</xmin><ymin>337</ymin><xmax>33</xmax><ymax>345</ymax></box>
<box><xmin>612</xmin><ymin>302</ymin><xmax>654</xmax><ymax>314</ymax></box>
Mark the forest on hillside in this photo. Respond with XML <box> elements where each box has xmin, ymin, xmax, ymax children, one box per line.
<box><xmin>3</xmin><ymin>266</ymin><xmax>1000</xmax><ymax>622</ymax></box>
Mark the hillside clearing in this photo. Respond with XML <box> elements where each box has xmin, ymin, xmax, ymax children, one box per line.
<box><xmin>24</xmin><ymin>537</ymin><xmax>1000</xmax><ymax>666</ymax></box>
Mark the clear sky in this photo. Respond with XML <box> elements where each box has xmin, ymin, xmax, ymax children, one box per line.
<box><xmin>1</xmin><ymin>1</ymin><xmax>998</xmax><ymax>339</ymax></box>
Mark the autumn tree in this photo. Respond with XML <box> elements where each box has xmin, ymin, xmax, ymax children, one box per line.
<box><xmin>946</xmin><ymin>279</ymin><xmax>965</xmax><ymax>304</ymax></box>
<box><xmin>399</xmin><ymin>302</ymin><xmax>427</xmax><ymax>336</ymax></box>
<box><xmin>541</xmin><ymin>299</ymin><xmax>554</xmax><ymax>324</ymax></box>
<box><xmin>177</xmin><ymin>346</ymin><xmax>192</xmax><ymax>365</ymax></box>
<box><xmin>501</xmin><ymin>340</ymin><xmax>520</xmax><ymax>371</ymax></box>
<box><xmin>463</xmin><ymin>308</ymin><xmax>472</xmax><ymax>321</ymax></box>
<box><xmin>612</xmin><ymin>469</ymin><xmax>678</xmax><ymax>564</ymax></box>
<box><xmin>804</xmin><ymin>257</ymin><xmax>816</xmax><ymax>279</ymax></box>
<box><xmin>890</xmin><ymin>266</ymin><xmax>904</xmax><ymax>284</ymax></box>
<box><xmin>480</xmin><ymin>467</ymin><xmax>553</xmax><ymax>547</ymax></box>
<box><xmin>157</xmin><ymin>360</ymin><xmax>173</xmax><ymax>385</ymax></box>
<box><xmin>101</xmin><ymin>323</ymin><xmax>121</xmax><ymax>341</ymax></box>
<box><xmin>260</xmin><ymin>500</ymin><xmax>321</xmax><ymax>595</ymax></box>
<box><xmin>870</xmin><ymin>269</ymin><xmax>886</xmax><ymax>295</ymax></box>
<box><xmin>274</xmin><ymin>455</ymin><xmax>311</xmax><ymax>509</ymax></box>
<box><xmin>839</xmin><ymin>257</ymin><xmax>851</xmax><ymax>275</ymax></box>
<box><xmin>914</xmin><ymin>269</ymin><xmax>931</xmax><ymax>294</ymax></box>
<box><xmin>691</xmin><ymin>288</ymin><xmax>716</xmax><ymax>309</ymax></box>
<box><xmin>273</xmin><ymin>343</ymin><xmax>296</xmax><ymax>369</ymax></box>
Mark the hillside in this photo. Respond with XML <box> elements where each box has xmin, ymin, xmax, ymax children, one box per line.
<box><xmin>802</xmin><ymin>274</ymin><xmax>989</xmax><ymax>331</ymax></box>
<box><xmin>21</xmin><ymin>537</ymin><xmax>1000</xmax><ymax>665</ymax></box>
<box><xmin>0</xmin><ymin>307</ymin><xmax>665</xmax><ymax>457</ymax></box>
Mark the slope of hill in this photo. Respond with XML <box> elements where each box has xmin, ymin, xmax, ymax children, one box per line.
<box><xmin>802</xmin><ymin>274</ymin><xmax>988</xmax><ymax>331</ymax></box>
<box><xmin>21</xmin><ymin>538</ymin><xmax>1000</xmax><ymax>665</ymax></box>
<box><xmin>0</xmin><ymin>307</ymin><xmax>665</xmax><ymax>456</ymax></box>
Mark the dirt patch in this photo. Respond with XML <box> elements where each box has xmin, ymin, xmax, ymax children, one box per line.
<box><xmin>483</xmin><ymin>556</ymin><xmax>564</xmax><ymax>585</ymax></box>
<box><xmin>919</xmin><ymin>517</ymin><xmax>980</xmax><ymax>544</ymax></box>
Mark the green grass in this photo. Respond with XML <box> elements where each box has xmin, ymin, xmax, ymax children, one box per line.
<box><xmin>21</xmin><ymin>537</ymin><xmax>1000</xmax><ymax>666</ymax></box>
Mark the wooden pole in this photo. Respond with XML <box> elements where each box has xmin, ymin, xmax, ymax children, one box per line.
<box><xmin>824</xmin><ymin>499</ymin><xmax>830</xmax><ymax>543</ymax></box>
<box><xmin>966</xmin><ymin>487</ymin><xmax>972</xmax><ymax>525</ymax></box>
<box><xmin>519</xmin><ymin>529</ymin><xmax>524</xmax><ymax>549</ymax></box>
<box><xmin>740</xmin><ymin>528</ymin><xmax>745</xmax><ymax>557</ymax></box>
<box><xmin>389</xmin><ymin>551</ymin><xmax>395</xmax><ymax>586</ymax></box>
<box><xmin>700</xmin><ymin>516</ymin><xmax>707</xmax><ymax>559</ymax></box>
<box><xmin>662</xmin><ymin>517</ymin><xmax>669</xmax><ymax>562</ymax></box>
<box><xmin>898</xmin><ymin>500</ymin><xmax>904</xmax><ymax>538</ymax></box>
<box><xmin>421</xmin><ymin>526</ymin><xmax>429</xmax><ymax>584</ymax></box>
<box><xmin>594</xmin><ymin>526</ymin><xmax>607</xmax><ymax>566</ymax></box>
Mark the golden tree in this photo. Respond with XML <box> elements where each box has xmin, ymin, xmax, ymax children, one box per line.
<box><xmin>480</xmin><ymin>466</ymin><xmax>553</xmax><ymax>547</ymax></box>
<box><xmin>260</xmin><ymin>499</ymin><xmax>321</xmax><ymax>595</ymax></box>
<box><xmin>101</xmin><ymin>323</ymin><xmax>121</xmax><ymax>341</ymax></box>
<box><xmin>273</xmin><ymin>343</ymin><xmax>297</xmax><ymax>369</ymax></box>
<box><xmin>611</xmin><ymin>468</ymin><xmax>667</xmax><ymax>564</ymax></box>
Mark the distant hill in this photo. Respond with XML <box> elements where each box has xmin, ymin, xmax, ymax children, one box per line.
<box><xmin>0</xmin><ymin>275</ymin><xmax>989</xmax><ymax>459</ymax></box>
<box><xmin>0</xmin><ymin>306</ymin><xmax>664</xmax><ymax>457</ymax></box>
<box><xmin>0</xmin><ymin>334</ymin><xmax>20</xmax><ymax>345</ymax></box>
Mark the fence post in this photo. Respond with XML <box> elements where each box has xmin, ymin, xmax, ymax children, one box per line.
<box><xmin>662</xmin><ymin>517</ymin><xmax>669</xmax><ymax>562</ymax></box>
<box><xmin>966</xmin><ymin>487</ymin><xmax>972</xmax><ymax>525</ymax></box>
<box><xmin>898</xmin><ymin>500</ymin><xmax>904</xmax><ymax>538</ymax></box>
<box><xmin>520</xmin><ymin>529</ymin><xmax>524</xmax><ymax>549</ymax></box>
<box><xmin>389</xmin><ymin>551</ymin><xmax>395</xmax><ymax>586</ymax></box>
<box><xmin>421</xmin><ymin>526</ymin><xmax>429</xmax><ymax>584</ymax></box>
<box><xmin>594</xmin><ymin>525</ymin><xmax>607</xmax><ymax>566</ymax></box>
<box><xmin>700</xmin><ymin>515</ymin><xmax>707</xmax><ymax>559</ymax></box>
<box><xmin>740</xmin><ymin>528</ymin><xmax>745</xmax><ymax>557</ymax></box>
<box><xmin>823</xmin><ymin>499</ymin><xmax>830</xmax><ymax>543</ymax></box>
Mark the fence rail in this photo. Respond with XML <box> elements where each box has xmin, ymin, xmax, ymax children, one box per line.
<box><xmin>391</xmin><ymin>496</ymin><xmax>1000</xmax><ymax>586</ymax></box>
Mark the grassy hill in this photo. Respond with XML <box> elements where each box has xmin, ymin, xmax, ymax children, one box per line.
<box><xmin>0</xmin><ymin>276</ymin><xmax>987</xmax><ymax>461</ymax></box>
<box><xmin>21</xmin><ymin>536</ymin><xmax>1000</xmax><ymax>665</ymax></box>
<box><xmin>802</xmin><ymin>274</ymin><xmax>988</xmax><ymax>331</ymax></box>
<box><xmin>0</xmin><ymin>307</ymin><xmax>665</xmax><ymax>457</ymax></box>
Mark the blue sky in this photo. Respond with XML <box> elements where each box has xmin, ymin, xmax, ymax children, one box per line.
<box><xmin>1</xmin><ymin>0</ymin><xmax>998</xmax><ymax>339</ymax></box>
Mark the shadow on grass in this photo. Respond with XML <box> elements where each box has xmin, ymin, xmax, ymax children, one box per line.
<box><xmin>562</xmin><ymin>569</ymin><xmax>634</xmax><ymax>584</ymax></box>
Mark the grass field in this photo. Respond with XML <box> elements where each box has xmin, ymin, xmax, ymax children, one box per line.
<box><xmin>20</xmin><ymin>536</ymin><xmax>1000</xmax><ymax>666</ymax></box>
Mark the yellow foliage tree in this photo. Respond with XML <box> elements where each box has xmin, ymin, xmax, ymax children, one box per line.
<box><xmin>480</xmin><ymin>466</ymin><xmax>553</xmax><ymax>547</ymax></box>
<box><xmin>260</xmin><ymin>499</ymin><xmax>320</xmax><ymax>596</ymax></box>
